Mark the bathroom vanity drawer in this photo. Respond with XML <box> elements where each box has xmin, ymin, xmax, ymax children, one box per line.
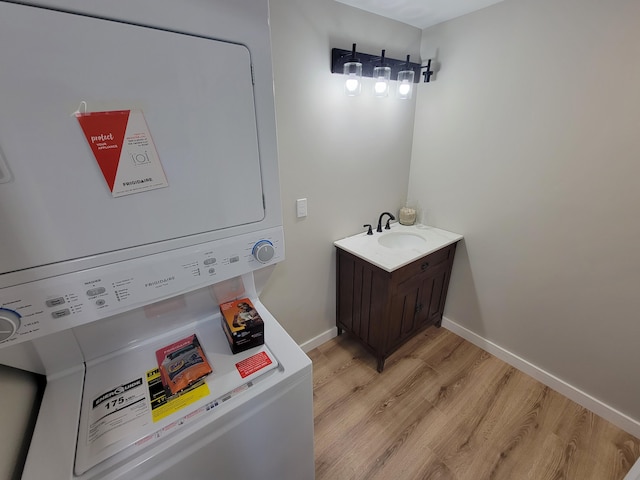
<box><xmin>391</xmin><ymin>243</ymin><xmax>456</xmax><ymax>284</ymax></box>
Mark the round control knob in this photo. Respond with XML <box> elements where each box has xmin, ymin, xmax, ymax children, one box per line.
<box><xmin>0</xmin><ymin>308</ymin><xmax>21</xmax><ymax>343</ymax></box>
<box><xmin>252</xmin><ymin>240</ymin><xmax>275</xmax><ymax>264</ymax></box>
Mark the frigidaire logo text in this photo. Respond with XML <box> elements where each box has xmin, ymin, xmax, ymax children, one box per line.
<box><xmin>145</xmin><ymin>276</ymin><xmax>175</xmax><ymax>288</ymax></box>
<box><xmin>123</xmin><ymin>178</ymin><xmax>153</xmax><ymax>187</ymax></box>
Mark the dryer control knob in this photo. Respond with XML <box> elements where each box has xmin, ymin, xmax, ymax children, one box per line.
<box><xmin>0</xmin><ymin>308</ymin><xmax>21</xmax><ymax>343</ymax></box>
<box><xmin>252</xmin><ymin>240</ymin><xmax>275</xmax><ymax>264</ymax></box>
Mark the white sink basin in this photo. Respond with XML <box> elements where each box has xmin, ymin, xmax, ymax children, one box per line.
<box><xmin>334</xmin><ymin>223</ymin><xmax>463</xmax><ymax>272</ymax></box>
<box><xmin>378</xmin><ymin>232</ymin><xmax>427</xmax><ymax>249</ymax></box>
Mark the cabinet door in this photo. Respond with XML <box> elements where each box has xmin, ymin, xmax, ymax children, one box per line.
<box><xmin>336</xmin><ymin>249</ymin><xmax>388</xmax><ymax>350</ymax></box>
<box><xmin>387</xmin><ymin>274</ymin><xmax>424</xmax><ymax>351</ymax></box>
<box><xmin>424</xmin><ymin>263</ymin><xmax>451</xmax><ymax>325</ymax></box>
<box><xmin>387</xmin><ymin>262</ymin><xmax>452</xmax><ymax>352</ymax></box>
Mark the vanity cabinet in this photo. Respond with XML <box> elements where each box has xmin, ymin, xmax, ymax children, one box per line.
<box><xmin>336</xmin><ymin>242</ymin><xmax>458</xmax><ymax>372</ymax></box>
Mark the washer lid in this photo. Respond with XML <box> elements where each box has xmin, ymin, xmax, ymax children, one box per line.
<box><xmin>75</xmin><ymin>317</ymin><xmax>279</xmax><ymax>476</ymax></box>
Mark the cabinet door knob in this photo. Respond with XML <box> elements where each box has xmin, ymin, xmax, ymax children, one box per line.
<box><xmin>415</xmin><ymin>303</ymin><xmax>423</xmax><ymax>313</ymax></box>
<box><xmin>421</xmin><ymin>262</ymin><xmax>430</xmax><ymax>271</ymax></box>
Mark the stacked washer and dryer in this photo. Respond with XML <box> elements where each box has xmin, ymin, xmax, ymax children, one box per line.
<box><xmin>0</xmin><ymin>1</ymin><xmax>315</xmax><ymax>478</ymax></box>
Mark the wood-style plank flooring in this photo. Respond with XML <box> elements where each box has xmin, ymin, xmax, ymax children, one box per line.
<box><xmin>309</xmin><ymin>327</ymin><xmax>640</xmax><ymax>480</ymax></box>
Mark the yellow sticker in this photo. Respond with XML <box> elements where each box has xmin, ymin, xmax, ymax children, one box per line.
<box><xmin>146</xmin><ymin>368</ymin><xmax>210</xmax><ymax>422</ymax></box>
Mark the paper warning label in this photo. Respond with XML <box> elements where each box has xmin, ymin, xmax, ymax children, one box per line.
<box><xmin>235</xmin><ymin>351</ymin><xmax>273</xmax><ymax>379</ymax></box>
<box><xmin>76</xmin><ymin>109</ymin><xmax>168</xmax><ymax>197</ymax></box>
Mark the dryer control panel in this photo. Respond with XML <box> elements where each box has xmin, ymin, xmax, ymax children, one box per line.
<box><xmin>0</xmin><ymin>227</ymin><xmax>283</xmax><ymax>348</ymax></box>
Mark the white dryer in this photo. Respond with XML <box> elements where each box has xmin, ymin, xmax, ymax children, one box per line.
<box><xmin>0</xmin><ymin>1</ymin><xmax>315</xmax><ymax>478</ymax></box>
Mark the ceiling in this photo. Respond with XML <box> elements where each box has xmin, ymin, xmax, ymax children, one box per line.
<box><xmin>335</xmin><ymin>0</ymin><xmax>505</xmax><ymax>29</ymax></box>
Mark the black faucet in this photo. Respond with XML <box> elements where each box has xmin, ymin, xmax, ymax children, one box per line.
<box><xmin>376</xmin><ymin>212</ymin><xmax>395</xmax><ymax>232</ymax></box>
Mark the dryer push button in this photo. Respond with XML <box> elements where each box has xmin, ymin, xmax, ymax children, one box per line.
<box><xmin>45</xmin><ymin>297</ymin><xmax>66</xmax><ymax>307</ymax></box>
<box><xmin>86</xmin><ymin>287</ymin><xmax>106</xmax><ymax>297</ymax></box>
<box><xmin>51</xmin><ymin>309</ymin><xmax>71</xmax><ymax>319</ymax></box>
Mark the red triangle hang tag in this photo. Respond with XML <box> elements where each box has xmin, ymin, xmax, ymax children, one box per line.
<box><xmin>76</xmin><ymin>110</ymin><xmax>130</xmax><ymax>191</ymax></box>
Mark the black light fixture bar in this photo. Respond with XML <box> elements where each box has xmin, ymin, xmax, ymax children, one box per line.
<box><xmin>422</xmin><ymin>59</ymin><xmax>434</xmax><ymax>83</ymax></box>
<box><xmin>331</xmin><ymin>46</ymin><xmax>426</xmax><ymax>83</ymax></box>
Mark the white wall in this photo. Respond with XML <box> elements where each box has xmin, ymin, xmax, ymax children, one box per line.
<box><xmin>263</xmin><ymin>0</ymin><xmax>421</xmax><ymax>346</ymax></box>
<box><xmin>410</xmin><ymin>0</ymin><xmax>640</xmax><ymax>428</ymax></box>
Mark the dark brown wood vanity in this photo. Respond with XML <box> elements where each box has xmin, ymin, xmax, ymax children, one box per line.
<box><xmin>335</xmin><ymin>228</ymin><xmax>460</xmax><ymax>372</ymax></box>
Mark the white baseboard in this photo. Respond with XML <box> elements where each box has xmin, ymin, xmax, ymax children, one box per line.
<box><xmin>625</xmin><ymin>458</ymin><xmax>640</xmax><ymax>480</ymax></box>
<box><xmin>299</xmin><ymin>327</ymin><xmax>338</xmax><ymax>353</ymax></box>
<box><xmin>442</xmin><ymin>317</ymin><xmax>640</xmax><ymax>439</ymax></box>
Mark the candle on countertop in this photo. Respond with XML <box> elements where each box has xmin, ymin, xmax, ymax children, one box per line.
<box><xmin>399</xmin><ymin>206</ymin><xmax>416</xmax><ymax>225</ymax></box>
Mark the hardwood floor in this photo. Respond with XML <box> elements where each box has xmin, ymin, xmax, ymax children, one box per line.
<box><xmin>309</xmin><ymin>327</ymin><xmax>640</xmax><ymax>480</ymax></box>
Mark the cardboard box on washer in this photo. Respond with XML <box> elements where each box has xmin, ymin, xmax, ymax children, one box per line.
<box><xmin>220</xmin><ymin>298</ymin><xmax>264</xmax><ymax>354</ymax></box>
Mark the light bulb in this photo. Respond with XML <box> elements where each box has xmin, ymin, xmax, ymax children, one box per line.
<box><xmin>372</xmin><ymin>65</ymin><xmax>391</xmax><ymax>98</ymax></box>
<box><xmin>398</xmin><ymin>81</ymin><xmax>411</xmax><ymax>96</ymax></box>
<box><xmin>397</xmin><ymin>69</ymin><xmax>415</xmax><ymax>99</ymax></box>
<box><xmin>374</xmin><ymin>80</ymin><xmax>388</xmax><ymax>95</ymax></box>
<box><xmin>343</xmin><ymin>61</ymin><xmax>362</xmax><ymax>96</ymax></box>
<box><xmin>345</xmin><ymin>77</ymin><xmax>360</xmax><ymax>93</ymax></box>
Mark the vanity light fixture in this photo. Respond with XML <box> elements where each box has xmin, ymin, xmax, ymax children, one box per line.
<box><xmin>331</xmin><ymin>45</ymin><xmax>426</xmax><ymax>98</ymax></box>
<box><xmin>397</xmin><ymin>55</ymin><xmax>415</xmax><ymax>100</ymax></box>
<box><xmin>372</xmin><ymin>50</ymin><xmax>391</xmax><ymax>98</ymax></box>
<box><xmin>422</xmin><ymin>59</ymin><xmax>434</xmax><ymax>84</ymax></box>
<box><xmin>342</xmin><ymin>44</ymin><xmax>362</xmax><ymax>96</ymax></box>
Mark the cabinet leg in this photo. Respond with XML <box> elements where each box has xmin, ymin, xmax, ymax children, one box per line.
<box><xmin>376</xmin><ymin>357</ymin><xmax>385</xmax><ymax>373</ymax></box>
<box><xmin>435</xmin><ymin>316</ymin><xmax>443</xmax><ymax>328</ymax></box>
<box><xmin>336</xmin><ymin>326</ymin><xmax>343</xmax><ymax>336</ymax></box>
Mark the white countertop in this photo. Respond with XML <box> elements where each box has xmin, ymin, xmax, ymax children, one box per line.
<box><xmin>334</xmin><ymin>223</ymin><xmax>463</xmax><ymax>272</ymax></box>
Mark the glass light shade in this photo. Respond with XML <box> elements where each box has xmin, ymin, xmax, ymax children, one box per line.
<box><xmin>372</xmin><ymin>66</ymin><xmax>391</xmax><ymax>98</ymax></box>
<box><xmin>397</xmin><ymin>69</ymin><xmax>415</xmax><ymax>99</ymax></box>
<box><xmin>343</xmin><ymin>61</ymin><xmax>362</xmax><ymax>96</ymax></box>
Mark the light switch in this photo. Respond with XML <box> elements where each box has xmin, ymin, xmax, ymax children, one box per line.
<box><xmin>296</xmin><ymin>198</ymin><xmax>308</xmax><ymax>218</ymax></box>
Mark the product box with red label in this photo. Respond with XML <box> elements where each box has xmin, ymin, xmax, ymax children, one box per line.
<box><xmin>220</xmin><ymin>298</ymin><xmax>264</xmax><ymax>354</ymax></box>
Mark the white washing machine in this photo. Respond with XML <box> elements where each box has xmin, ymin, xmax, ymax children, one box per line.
<box><xmin>0</xmin><ymin>1</ymin><xmax>315</xmax><ymax>478</ymax></box>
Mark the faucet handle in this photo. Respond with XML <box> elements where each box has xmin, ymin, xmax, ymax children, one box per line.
<box><xmin>363</xmin><ymin>224</ymin><xmax>373</xmax><ymax>235</ymax></box>
<box><xmin>385</xmin><ymin>213</ymin><xmax>395</xmax><ymax>230</ymax></box>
